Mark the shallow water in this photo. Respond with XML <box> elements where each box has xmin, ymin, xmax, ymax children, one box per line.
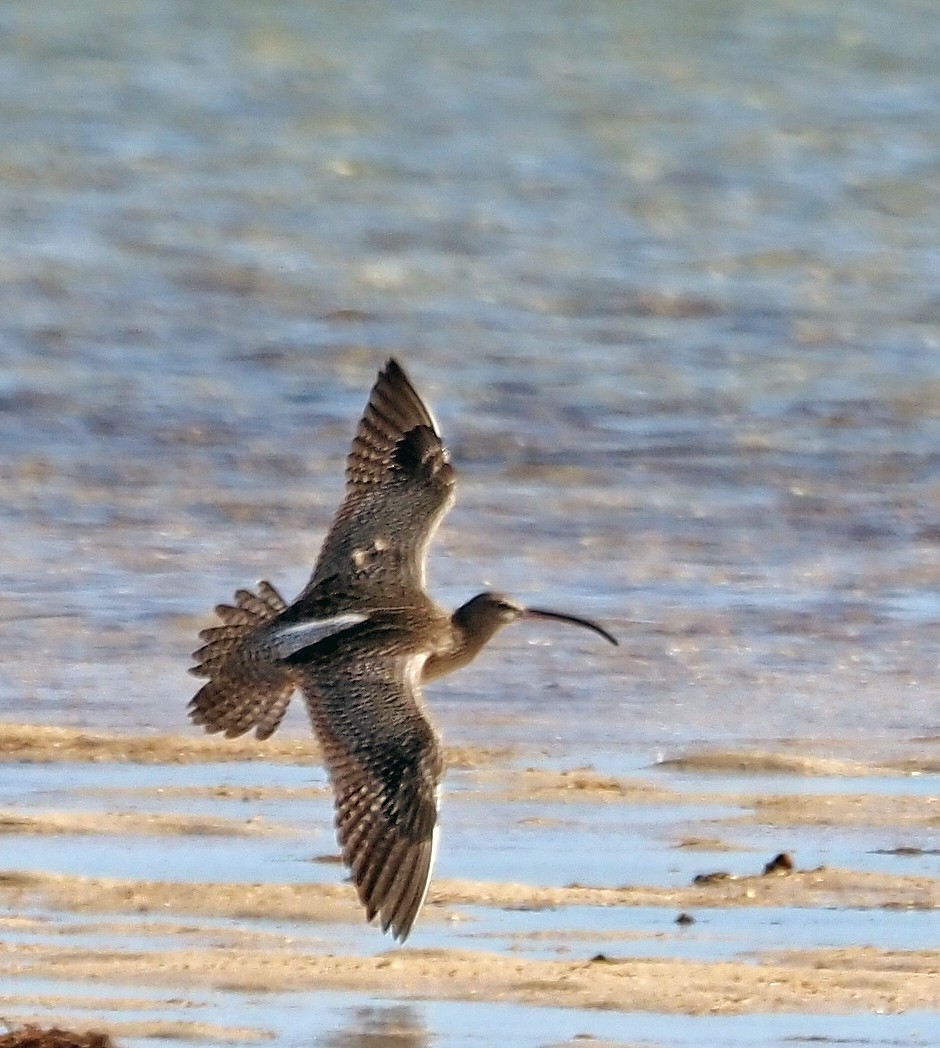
<box><xmin>9</xmin><ymin>980</ymin><xmax>937</xmax><ymax>1048</ymax></box>
<box><xmin>2</xmin><ymin>746</ymin><xmax>938</xmax><ymax>1043</ymax></box>
<box><xmin>2</xmin><ymin>0</ymin><xmax>940</xmax><ymax>1044</ymax></box>
<box><xmin>2</xmin><ymin>0</ymin><xmax>940</xmax><ymax>753</ymax></box>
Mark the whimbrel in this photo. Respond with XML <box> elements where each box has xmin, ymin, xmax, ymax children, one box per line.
<box><xmin>189</xmin><ymin>360</ymin><xmax>617</xmax><ymax>941</ymax></box>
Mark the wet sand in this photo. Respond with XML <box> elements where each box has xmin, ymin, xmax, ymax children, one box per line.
<box><xmin>0</xmin><ymin>809</ymin><xmax>296</xmax><ymax>838</ymax></box>
<box><xmin>1</xmin><ymin>869</ymin><xmax>937</xmax><ymax>1018</ymax></box>
<box><xmin>0</xmin><ymin>723</ymin><xmax>510</xmax><ymax>771</ymax></box>
<box><xmin>2</xmin><ymin>861</ymin><xmax>938</xmax><ymax>925</ymax></box>
<box><xmin>4</xmin><ymin>939</ymin><xmax>938</xmax><ymax>1017</ymax></box>
<box><xmin>658</xmin><ymin>751</ymin><xmax>940</xmax><ymax>777</ymax></box>
<box><xmin>5</xmin><ymin>724</ymin><xmax>937</xmax><ymax>779</ymax></box>
<box><xmin>1</xmin><ymin>723</ymin><xmax>938</xmax><ymax>1037</ymax></box>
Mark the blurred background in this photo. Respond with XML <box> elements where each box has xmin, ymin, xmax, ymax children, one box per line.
<box><xmin>1</xmin><ymin>0</ymin><xmax>939</xmax><ymax>757</ymax></box>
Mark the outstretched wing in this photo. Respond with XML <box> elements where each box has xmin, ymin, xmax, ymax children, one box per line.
<box><xmin>302</xmin><ymin>359</ymin><xmax>456</xmax><ymax>604</ymax></box>
<box><xmin>345</xmin><ymin>358</ymin><xmax>440</xmax><ymax>490</ymax></box>
<box><xmin>294</xmin><ymin>641</ymin><xmax>443</xmax><ymax>942</ymax></box>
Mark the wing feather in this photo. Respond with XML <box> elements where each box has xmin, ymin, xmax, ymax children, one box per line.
<box><xmin>297</xmin><ymin>648</ymin><xmax>443</xmax><ymax>941</ymax></box>
<box><xmin>301</xmin><ymin>359</ymin><xmax>456</xmax><ymax>602</ymax></box>
<box><xmin>345</xmin><ymin>359</ymin><xmax>438</xmax><ymax>489</ymax></box>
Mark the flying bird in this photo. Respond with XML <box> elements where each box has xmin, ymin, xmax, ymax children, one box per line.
<box><xmin>189</xmin><ymin>359</ymin><xmax>617</xmax><ymax>941</ymax></box>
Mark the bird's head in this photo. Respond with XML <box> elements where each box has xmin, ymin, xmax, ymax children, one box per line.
<box><xmin>454</xmin><ymin>591</ymin><xmax>618</xmax><ymax>647</ymax></box>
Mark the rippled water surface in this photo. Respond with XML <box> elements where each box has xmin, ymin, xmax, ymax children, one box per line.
<box><xmin>3</xmin><ymin>0</ymin><xmax>940</xmax><ymax>752</ymax></box>
<box><xmin>1</xmin><ymin>1</ymin><xmax>939</xmax><ymax>1045</ymax></box>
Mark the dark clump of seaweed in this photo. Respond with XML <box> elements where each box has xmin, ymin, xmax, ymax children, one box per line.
<box><xmin>0</xmin><ymin>1027</ymin><xmax>117</xmax><ymax>1048</ymax></box>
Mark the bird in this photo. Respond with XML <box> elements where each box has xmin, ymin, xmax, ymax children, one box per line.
<box><xmin>188</xmin><ymin>359</ymin><xmax>617</xmax><ymax>941</ymax></box>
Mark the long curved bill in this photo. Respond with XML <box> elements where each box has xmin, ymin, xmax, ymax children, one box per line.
<box><xmin>522</xmin><ymin>607</ymin><xmax>619</xmax><ymax>646</ymax></box>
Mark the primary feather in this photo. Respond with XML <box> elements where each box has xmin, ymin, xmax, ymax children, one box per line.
<box><xmin>189</xmin><ymin>360</ymin><xmax>451</xmax><ymax>940</ymax></box>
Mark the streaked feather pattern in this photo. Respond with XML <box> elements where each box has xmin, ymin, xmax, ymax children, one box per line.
<box><xmin>189</xmin><ymin>360</ymin><xmax>451</xmax><ymax>939</ymax></box>
<box><xmin>296</xmin><ymin>647</ymin><xmax>442</xmax><ymax>941</ymax></box>
<box><xmin>346</xmin><ymin>359</ymin><xmax>439</xmax><ymax>488</ymax></box>
<box><xmin>303</xmin><ymin>360</ymin><xmax>456</xmax><ymax>600</ymax></box>
<box><xmin>189</xmin><ymin>359</ymin><xmax>616</xmax><ymax>940</ymax></box>
<box><xmin>188</xmin><ymin>580</ymin><xmax>296</xmax><ymax>741</ymax></box>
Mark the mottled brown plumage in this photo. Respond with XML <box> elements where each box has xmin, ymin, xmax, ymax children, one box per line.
<box><xmin>188</xmin><ymin>359</ymin><xmax>617</xmax><ymax>941</ymax></box>
<box><xmin>189</xmin><ymin>580</ymin><xmax>291</xmax><ymax>740</ymax></box>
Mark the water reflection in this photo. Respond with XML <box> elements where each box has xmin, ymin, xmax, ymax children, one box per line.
<box><xmin>318</xmin><ymin>1004</ymin><xmax>429</xmax><ymax>1048</ymax></box>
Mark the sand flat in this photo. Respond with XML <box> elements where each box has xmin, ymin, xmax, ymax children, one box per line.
<box><xmin>656</xmin><ymin>749</ymin><xmax>940</xmax><ymax>776</ymax></box>
<box><xmin>2</xmin><ymin>865</ymin><xmax>938</xmax><ymax>920</ymax></box>
<box><xmin>0</xmin><ymin>723</ymin><xmax>511</xmax><ymax>771</ymax></box>
<box><xmin>0</xmin><ymin>809</ymin><xmax>295</xmax><ymax>838</ymax></box>
<box><xmin>2</xmin><ymin>940</ymin><xmax>938</xmax><ymax>1016</ymax></box>
<box><xmin>2</xmin><ymin>721</ymin><xmax>939</xmax><ymax>1036</ymax></box>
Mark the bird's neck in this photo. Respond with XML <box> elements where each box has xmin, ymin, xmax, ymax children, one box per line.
<box><xmin>421</xmin><ymin>606</ymin><xmax>502</xmax><ymax>682</ymax></box>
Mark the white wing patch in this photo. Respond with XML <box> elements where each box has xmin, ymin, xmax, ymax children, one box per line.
<box><xmin>272</xmin><ymin>613</ymin><xmax>369</xmax><ymax>658</ymax></box>
<box><xmin>351</xmin><ymin>536</ymin><xmax>391</xmax><ymax>571</ymax></box>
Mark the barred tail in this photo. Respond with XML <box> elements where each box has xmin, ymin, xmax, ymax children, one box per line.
<box><xmin>188</xmin><ymin>580</ymin><xmax>295</xmax><ymax>741</ymax></box>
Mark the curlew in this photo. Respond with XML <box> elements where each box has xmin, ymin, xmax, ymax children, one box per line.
<box><xmin>189</xmin><ymin>359</ymin><xmax>617</xmax><ymax>941</ymax></box>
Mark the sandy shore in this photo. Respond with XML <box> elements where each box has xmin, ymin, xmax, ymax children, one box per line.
<box><xmin>2</xmin><ymin>932</ymin><xmax>938</xmax><ymax>1016</ymax></box>
<box><xmin>657</xmin><ymin>749</ymin><xmax>940</xmax><ymax>776</ymax></box>
<box><xmin>1</xmin><ymin>722</ymin><xmax>938</xmax><ymax>1029</ymax></box>
<box><xmin>3</xmin><ymin>723</ymin><xmax>937</xmax><ymax>776</ymax></box>
<box><xmin>0</xmin><ymin>723</ymin><xmax>513</xmax><ymax>770</ymax></box>
<box><xmin>0</xmin><ymin>810</ymin><xmax>296</xmax><ymax>837</ymax></box>
<box><xmin>2</xmin><ymin>861</ymin><xmax>938</xmax><ymax>924</ymax></box>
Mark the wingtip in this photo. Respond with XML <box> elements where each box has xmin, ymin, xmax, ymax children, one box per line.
<box><xmin>379</xmin><ymin>357</ymin><xmax>410</xmax><ymax>390</ymax></box>
<box><xmin>379</xmin><ymin>357</ymin><xmax>418</xmax><ymax>400</ymax></box>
